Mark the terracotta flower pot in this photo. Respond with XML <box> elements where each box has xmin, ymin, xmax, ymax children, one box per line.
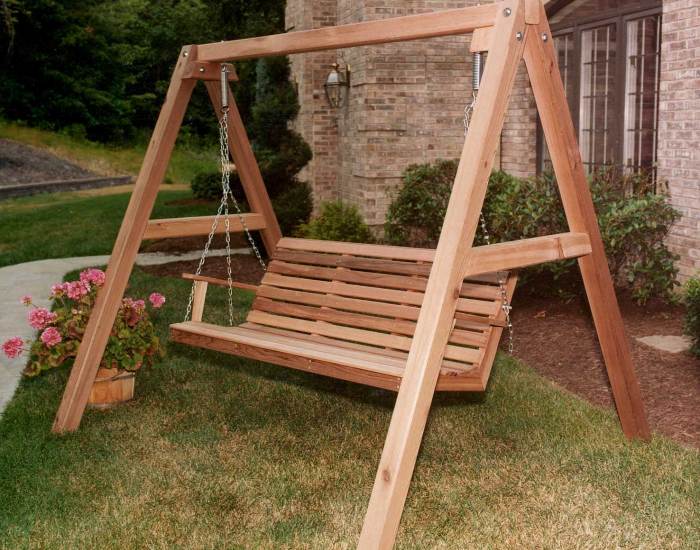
<box><xmin>87</xmin><ymin>367</ymin><xmax>135</xmax><ymax>409</ymax></box>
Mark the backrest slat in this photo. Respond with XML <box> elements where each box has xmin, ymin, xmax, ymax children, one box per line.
<box><xmin>247</xmin><ymin>240</ymin><xmax>511</xmax><ymax>370</ymax></box>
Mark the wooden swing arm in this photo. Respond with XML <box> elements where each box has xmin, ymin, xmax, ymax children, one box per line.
<box><xmin>52</xmin><ymin>46</ymin><xmax>199</xmax><ymax>433</ymax></box>
<box><xmin>358</xmin><ymin>3</ymin><xmax>527</xmax><ymax>546</ymax></box>
<box><xmin>523</xmin><ymin>4</ymin><xmax>649</xmax><ymax>439</ymax></box>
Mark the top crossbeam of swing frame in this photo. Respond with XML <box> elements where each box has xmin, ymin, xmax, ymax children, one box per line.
<box><xmin>194</xmin><ymin>4</ymin><xmax>501</xmax><ymax>63</ymax></box>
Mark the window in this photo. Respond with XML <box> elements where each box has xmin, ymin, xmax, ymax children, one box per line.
<box><xmin>538</xmin><ymin>0</ymin><xmax>662</xmax><ymax>178</ymax></box>
<box><xmin>624</xmin><ymin>15</ymin><xmax>661</xmax><ymax>175</ymax></box>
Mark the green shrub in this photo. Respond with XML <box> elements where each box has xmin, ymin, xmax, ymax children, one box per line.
<box><xmin>384</xmin><ymin>159</ymin><xmax>456</xmax><ymax>247</ymax></box>
<box><xmin>298</xmin><ymin>201</ymin><xmax>374</xmax><ymax>243</ymax></box>
<box><xmin>272</xmin><ymin>182</ymin><xmax>313</xmax><ymax>235</ymax></box>
<box><xmin>684</xmin><ymin>277</ymin><xmax>700</xmax><ymax>357</ymax></box>
<box><xmin>385</xmin><ymin>160</ymin><xmax>680</xmax><ymax>303</ymax></box>
<box><xmin>190</xmin><ymin>171</ymin><xmax>221</xmax><ymax>201</ymax></box>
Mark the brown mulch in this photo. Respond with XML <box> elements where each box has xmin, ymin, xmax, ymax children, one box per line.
<box><xmin>142</xmin><ymin>254</ymin><xmax>265</xmax><ymax>285</ymax></box>
<box><xmin>144</xmin><ymin>253</ymin><xmax>700</xmax><ymax>448</ymax></box>
<box><xmin>510</xmin><ymin>293</ymin><xmax>700</xmax><ymax>448</ymax></box>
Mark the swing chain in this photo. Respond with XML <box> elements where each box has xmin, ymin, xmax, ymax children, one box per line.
<box><xmin>184</xmin><ymin>64</ymin><xmax>266</xmax><ymax>325</ymax></box>
<box><xmin>465</xmin><ymin>52</ymin><xmax>514</xmax><ymax>354</ymax></box>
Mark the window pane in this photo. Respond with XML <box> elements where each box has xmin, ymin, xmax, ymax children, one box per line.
<box><xmin>579</xmin><ymin>23</ymin><xmax>617</xmax><ymax>174</ymax></box>
<box><xmin>624</xmin><ymin>15</ymin><xmax>661</xmax><ymax>177</ymax></box>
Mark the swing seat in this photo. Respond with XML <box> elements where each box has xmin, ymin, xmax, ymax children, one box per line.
<box><xmin>170</xmin><ymin>237</ymin><xmax>516</xmax><ymax>391</ymax></box>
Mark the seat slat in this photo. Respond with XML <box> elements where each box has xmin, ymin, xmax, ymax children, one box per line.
<box><xmin>257</xmin><ymin>285</ymin><xmax>423</xmax><ymax>321</ymax></box>
<box><xmin>261</xmin><ymin>273</ymin><xmax>499</xmax><ymax>317</ymax></box>
<box><xmin>252</xmin><ymin>297</ymin><xmax>489</xmax><ymax>347</ymax></box>
<box><xmin>246</xmin><ymin>310</ymin><xmax>482</xmax><ymax>364</ymax></box>
<box><xmin>278</xmin><ymin>237</ymin><xmax>436</xmax><ymax>262</ymax></box>
<box><xmin>240</xmin><ymin>322</ymin><xmax>479</xmax><ymax>374</ymax></box>
<box><xmin>269</xmin><ymin>260</ymin><xmax>428</xmax><ymax>292</ymax></box>
<box><xmin>274</xmin><ymin>249</ymin><xmax>432</xmax><ymax>277</ymax></box>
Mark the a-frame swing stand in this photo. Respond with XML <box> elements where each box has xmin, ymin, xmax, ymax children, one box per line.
<box><xmin>52</xmin><ymin>0</ymin><xmax>650</xmax><ymax>547</ymax></box>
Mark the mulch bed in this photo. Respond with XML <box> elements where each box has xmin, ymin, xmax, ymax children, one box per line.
<box><xmin>511</xmin><ymin>293</ymin><xmax>699</xmax><ymax>448</ymax></box>
<box><xmin>142</xmin><ymin>254</ymin><xmax>264</xmax><ymax>285</ymax></box>
<box><xmin>143</xmin><ymin>253</ymin><xmax>700</xmax><ymax>449</ymax></box>
<box><xmin>0</xmin><ymin>139</ymin><xmax>94</xmax><ymax>185</ymax></box>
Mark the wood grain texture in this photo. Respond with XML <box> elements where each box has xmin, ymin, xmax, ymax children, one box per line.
<box><xmin>358</xmin><ymin>2</ymin><xmax>526</xmax><ymax>546</ymax></box>
<box><xmin>52</xmin><ymin>46</ymin><xmax>199</xmax><ymax>433</ymax></box>
<box><xmin>170</xmin><ymin>322</ymin><xmax>486</xmax><ymax>392</ymax></box>
<box><xmin>523</xmin><ymin>5</ymin><xmax>649</xmax><ymax>440</ymax></box>
<box><xmin>143</xmin><ymin>213</ymin><xmax>266</xmax><ymax>239</ymax></box>
<box><xmin>198</xmin><ymin>4</ymin><xmax>499</xmax><ymax>62</ymax></box>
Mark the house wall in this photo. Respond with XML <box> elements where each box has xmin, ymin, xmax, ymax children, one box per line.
<box><xmin>657</xmin><ymin>0</ymin><xmax>700</xmax><ymax>282</ymax></box>
<box><xmin>286</xmin><ymin>0</ymin><xmax>536</xmax><ymax>226</ymax></box>
<box><xmin>285</xmin><ymin>0</ymin><xmax>697</xmax><ymax>282</ymax></box>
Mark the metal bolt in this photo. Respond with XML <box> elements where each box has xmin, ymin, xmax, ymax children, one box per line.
<box><xmin>516</xmin><ymin>31</ymin><xmax>523</xmax><ymax>41</ymax></box>
<box><xmin>503</xmin><ymin>7</ymin><xmax>512</xmax><ymax>16</ymax></box>
<box><xmin>183</xmin><ymin>51</ymin><xmax>189</xmax><ymax>57</ymax></box>
<box><xmin>199</xmin><ymin>67</ymin><xmax>205</xmax><ymax>73</ymax></box>
<box><xmin>542</xmin><ymin>33</ymin><xmax>549</xmax><ymax>42</ymax></box>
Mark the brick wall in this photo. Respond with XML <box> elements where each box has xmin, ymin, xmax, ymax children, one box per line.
<box><xmin>285</xmin><ymin>0</ymin><xmax>339</xmax><ymax>205</ymax></box>
<box><xmin>657</xmin><ymin>0</ymin><xmax>700</xmax><ymax>282</ymax></box>
<box><xmin>288</xmin><ymin>0</ymin><xmax>537</xmax><ymax>226</ymax></box>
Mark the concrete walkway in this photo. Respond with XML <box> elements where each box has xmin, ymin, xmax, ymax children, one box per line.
<box><xmin>0</xmin><ymin>248</ymin><xmax>247</xmax><ymax>415</ymax></box>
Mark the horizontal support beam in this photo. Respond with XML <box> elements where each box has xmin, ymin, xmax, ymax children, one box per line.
<box><xmin>464</xmin><ymin>232</ymin><xmax>592</xmax><ymax>277</ymax></box>
<box><xmin>143</xmin><ymin>213</ymin><xmax>266</xmax><ymax>240</ymax></box>
<box><xmin>182</xmin><ymin>61</ymin><xmax>238</xmax><ymax>81</ymax></box>
<box><xmin>197</xmin><ymin>4</ymin><xmax>500</xmax><ymax>62</ymax></box>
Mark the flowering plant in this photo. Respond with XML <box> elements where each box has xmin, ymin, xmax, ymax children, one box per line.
<box><xmin>2</xmin><ymin>268</ymin><xmax>165</xmax><ymax>377</ymax></box>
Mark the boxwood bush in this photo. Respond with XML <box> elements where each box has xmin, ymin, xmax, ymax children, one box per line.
<box><xmin>385</xmin><ymin>160</ymin><xmax>680</xmax><ymax>303</ymax></box>
<box><xmin>298</xmin><ymin>201</ymin><xmax>374</xmax><ymax>243</ymax></box>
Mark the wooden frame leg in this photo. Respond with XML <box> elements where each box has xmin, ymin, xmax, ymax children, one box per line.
<box><xmin>357</xmin><ymin>2</ymin><xmax>526</xmax><ymax>547</ymax></box>
<box><xmin>204</xmin><ymin>81</ymin><xmax>282</xmax><ymax>254</ymax></box>
<box><xmin>523</xmin><ymin>7</ymin><xmax>649</xmax><ymax>440</ymax></box>
<box><xmin>52</xmin><ymin>47</ymin><xmax>197</xmax><ymax>433</ymax></box>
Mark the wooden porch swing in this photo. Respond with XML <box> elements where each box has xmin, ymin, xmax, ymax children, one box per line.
<box><xmin>52</xmin><ymin>0</ymin><xmax>649</xmax><ymax>547</ymax></box>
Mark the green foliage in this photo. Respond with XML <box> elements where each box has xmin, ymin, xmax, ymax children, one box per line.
<box><xmin>298</xmin><ymin>201</ymin><xmax>374</xmax><ymax>243</ymax></box>
<box><xmin>384</xmin><ymin>159</ymin><xmax>456</xmax><ymax>247</ymax></box>
<box><xmin>385</xmin><ymin>160</ymin><xmax>680</xmax><ymax>303</ymax></box>
<box><xmin>684</xmin><ymin>277</ymin><xmax>700</xmax><ymax>358</ymax></box>
<box><xmin>20</xmin><ymin>269</ymin><xmax>163</xmax><ymax>377</ymax></box>
<box><xmin>190</xmin><ymin>171</ymin><xmax>222</xmax><ymax>201</ymax></box>
<box><xmin>248</xmin><ymin>56</ymin><xmax>312</xmax><ymax>198</ymax></box>
<box><xmin>0</xmin><ymin>0</ymin><xmax>287</xmax><ymax>142</ymax></box>
<box><xmin>272</xmin><ymin>182</ymin><xmax>313</xmax><ymax>235</ymax></box>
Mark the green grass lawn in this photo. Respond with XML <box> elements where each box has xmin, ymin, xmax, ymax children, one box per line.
<box><xmin>0</xmin><ymin>119</ymin><xmax>217</xmax><ymax>184</ymax></box>
<box><xmin>0</xmin><ymin>189</ymin><xmax>217</xmax><ymax>267</ymax></box>
<box><xmin>0</xmin><ymin>268</ymin><xmax>697</xmax><ymax>548</ymax></box>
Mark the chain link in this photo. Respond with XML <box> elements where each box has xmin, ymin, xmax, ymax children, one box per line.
<box><xmin>184</xmin><ymin>99</ymin><xmax>267</xmax><ymax>325</ymax></box>
<box><xmin>464</xmin><ymin>85</ymin><xmax>514</xmax><ymax>354</ymax></box>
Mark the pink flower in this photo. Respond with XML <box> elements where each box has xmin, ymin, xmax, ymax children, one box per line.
<box><xmin>40</xmin><ymin>327</ymin><xmax>62</xmax><ymax>348</ymax></box>
<box><xmin>65</xmin><ymin>280</ymin><xmax>91</xmax><ymax>300</ymax></box>
<box><xmin>149</xmin><ymin>292</ymin><xmax>166</xmax><ymax>309</ymax></box>
<box><xmin>80</xmin><ymin>268</ymin><xmax>105</xmax><ymax>287</ymax></box>
<box><xmin>20</xmin><ymin>295</ymin><xmax>32</xmax><ymax>305</ymax></box>
<box><xmin>2</xmin><ymin>337</ymin><xmax>24</xmax><ymax>359</ymax></box>
<box><xmin>28</xmin><ymin>307</ymin><xmax>58</xmax><ymax>330</ymax></box>
<box><xmin>50</xmin><ymin>283</ymin><xmax>67</xmax><ymax>297</ymax></box>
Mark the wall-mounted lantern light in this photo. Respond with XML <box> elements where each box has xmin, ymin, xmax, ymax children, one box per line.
<box><xmin>324</xmin><ymin>63</ymin><xmax>350</xmax><ymax>108</ymax></box>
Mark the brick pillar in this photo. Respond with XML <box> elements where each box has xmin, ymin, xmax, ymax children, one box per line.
<box><xmin>285</xmin><ymin>0</ymin><xmax>339</xmax><ymax>207</ymax></box>
<box><xmin>657</xmin><ymin>0</ymin><xmax>700</xmax><ymax>283</ymax></box>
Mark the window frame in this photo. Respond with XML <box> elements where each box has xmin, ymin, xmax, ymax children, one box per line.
<box><xmin>535</xmin><ymin>0</ymin><xmax>662</xmax><ymax>175</ymax></box>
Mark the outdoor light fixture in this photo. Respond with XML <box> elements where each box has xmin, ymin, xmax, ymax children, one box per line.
<box><xmin>324</xmin><ymin>63</ymin><xmax>350</xmax><ymax>108</ymax></box>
